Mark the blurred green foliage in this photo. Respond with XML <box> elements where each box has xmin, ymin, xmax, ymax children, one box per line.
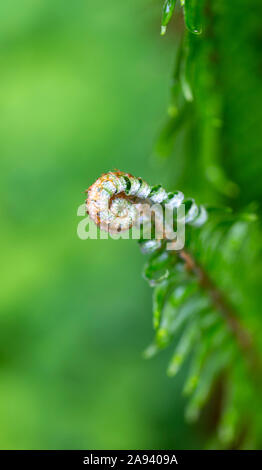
<box><xmin>0</xmin><ymin>0</ymin><xmax>262</xmax><ymax>450</ymax></box>
<box><xmin>0</xmin><ymin>0</ymin><xmax>205</xmax><ymax>450</ymax></box>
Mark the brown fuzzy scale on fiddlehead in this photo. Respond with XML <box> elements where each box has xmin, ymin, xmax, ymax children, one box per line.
<box><xmin>85</xmin><ymin>171</ymin><xmax>207</xmax><ymax>250</ymax></box>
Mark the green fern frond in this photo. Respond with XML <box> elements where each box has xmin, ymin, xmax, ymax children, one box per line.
<box><xmin>160</xmin><ymin>0</ymin><xmax>203</xmax><ymax>36</ymax></box>
<box><xmin>143</xmin><ymin>207</ymin><xmax>262</xmax><ymax>447</ymax></box>
<box><xmin>85</xmin><ymin>169</ymin><xmax>262</xmax><ymax>448</ymax></box>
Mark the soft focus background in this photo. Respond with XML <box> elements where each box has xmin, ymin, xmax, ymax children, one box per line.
<box><xmin>1</xmin><ymin>0</ymin><xmax>262</xmax><ymax>450</ymax></box>
<box><xmin>0</xmin><ymin>0</ymin><xmax>204</xmax><ymax>449</ymax></box>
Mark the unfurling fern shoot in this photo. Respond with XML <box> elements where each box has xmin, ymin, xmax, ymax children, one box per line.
<box><xmin>86</xmin><ymin>170</ymin><xmax>207</xmax><ymax>250</ymax></box>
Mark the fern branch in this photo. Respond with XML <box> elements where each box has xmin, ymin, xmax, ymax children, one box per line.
<box><xmin>179</xmin><ymin>249</ymin><xmax>256</xmax><ymax>368</ymax></box>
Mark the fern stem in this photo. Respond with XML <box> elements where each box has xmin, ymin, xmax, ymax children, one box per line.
<box><xmin>179</xmin><ymin>249</ymin><xmax>259</xmax><ymax>372</ymax></box>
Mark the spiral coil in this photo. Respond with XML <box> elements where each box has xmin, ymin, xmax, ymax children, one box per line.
<box><xmin>86</xmin><ymin>171</ymin><xmax>207</xmax><ymax>251</ymax></box>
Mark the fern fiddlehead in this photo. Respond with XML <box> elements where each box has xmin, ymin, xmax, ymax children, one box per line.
<box><xmin>86</xmin><ymin>170</ymin><xmax>207</xmax><ymax>245</ymax></box>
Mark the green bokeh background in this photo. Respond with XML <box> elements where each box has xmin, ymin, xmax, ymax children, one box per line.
<box><xmin>0</xmin><ymin>0</ymin><xmax>205</xmax><ymax>449</ymax></box>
